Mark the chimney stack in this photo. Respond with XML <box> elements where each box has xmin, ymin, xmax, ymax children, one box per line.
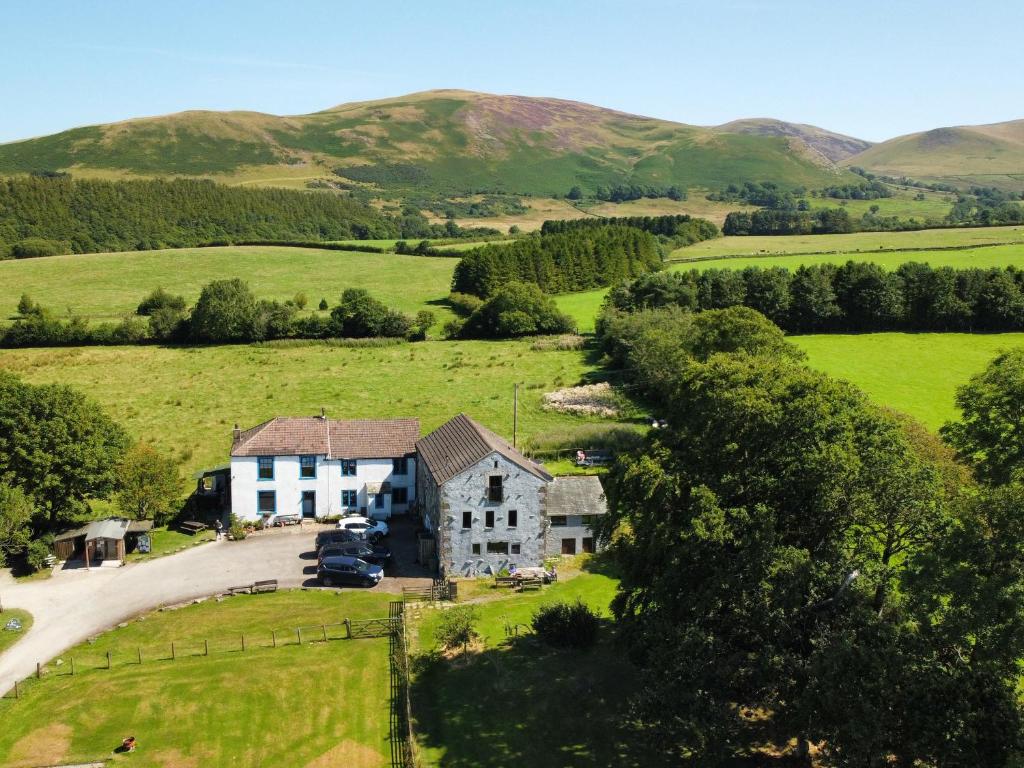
<box><xmin>232</xmin><ymin>423</ymin><xmax>241</xmax><ymax>443</ymax></box>
<box><xmin>319</xmin><ymin>407</ymin><xmax>326</xmax><ymax>420</ymax></box>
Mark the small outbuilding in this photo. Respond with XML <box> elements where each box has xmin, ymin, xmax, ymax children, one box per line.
<box><xmin>52</xmin><ymin>518</ymin><xmax>154</xmax><ymax>567</ymax></box>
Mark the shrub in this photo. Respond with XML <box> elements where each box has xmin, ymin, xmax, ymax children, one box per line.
<box><xmin>137</xmin><ymin>288</ymin><xmax>186</xmax><ymax>316</ymax></box>
<box><xmin>458</xmin><ymin>282</ymin><xmax>576</xmax><ymax>339</ymax></box>
<box><xmin>447</xmin><ymin>292</ymin><xmax>484</xmax><ymax>317</ymax></box>
<box><xmin>11</xmin><ymin>238</ymin><xmax>69</xmax><ymax>258</ymax></box>
<box><xmin>531</xmin><ymin>599</ymin><xmax>600</xmax><ymax>649</ymax></box>
<box><xmin>148</xmin><ymin>306</ymin><xmax>189</xmax><ymax>341</ymax></box>
<box><xmin>228</xmin><ymin>513</ymin><xmax>248</xmax><ymax>541</ymax></box>
<box><xmin>329</xmin><ymin>288</ymin><xmax>413</xmax><ymax>338</ymax></box>
<box><xmin>434</xmin><ymin>605</ymin><xmax>480</xmax><ymax>653</ymax></box>
<box><xmin>189</xmin><ymin>278</ymin><xmax>260</xmax><ymax>342</ymax></box>
<box><xmin>17</xmin><ymin>293</ymin><xmax>38</xmax><ymax>316</ymax></box>
<box><xmin>293</xmin><ymin>292</ymin><xmax>308</xmax><ymax>310</ymax></box>
<box><xmin>318</xmin><ymin>297</ymin><xmax>329</xmax><ymax>311</ymax></box>
<box><xmin>25</xmin><ymin>538</ymin><xmax>53</xmax><ymax>572</ymax></box>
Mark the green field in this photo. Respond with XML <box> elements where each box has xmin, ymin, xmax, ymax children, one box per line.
<box><xmin>412</xmin><ymin>567</ymin><xmax>677</xmax><ymax>768</ymax></box>
<box><xmin>795</xmin><ymin>332</ymin><xmax>1024</xmax><ymax>429</ymax></box>
<box><xmin>0</xmin><ymin>246</ymin><xmax>458</xmax><ymax>325</ymax></box>
<box><xmin>0</xmin><ymin>610</ymin><xmax>32</xmax><ymax>657</ymax></box>
<box><xmin>670</xmin><ymin>224</ymin><xmax>1024</xmax><ymax>260</ymax></box>
<box><xmin>672</xmin><ymin>242</ymin><xmax>1024</xmax><ymax>272</ymax></box>
<box><xmin>806</xmin><ymin>187</ymin><xmax>952</xmax><ymax>221</ymax></box>
<box><xmin>0</xmin><ymin>340</ymin><xmax>606</xmax><ymax>477</ymax></box>
<box><xmin>0</xmin><ymin>591</ymin><xmax>393</xmax><ymax>768</ymax></box>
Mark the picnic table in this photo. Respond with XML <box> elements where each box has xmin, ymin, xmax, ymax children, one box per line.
<box><xmin>180</xmin><ymin>520</ymin><xmax>208</xmax><ymax>535</ymax></box>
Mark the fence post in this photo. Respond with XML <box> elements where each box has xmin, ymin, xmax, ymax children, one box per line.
<box><xmin>345</xmin><ymin>618</ymin><xmax>351</xmax><ymax>639</ymax></box>
<box><xmin>171</xmin><ymin>642</ymin><xmax>176</xmax><ymax>661</ymax></box>
<box><xmin>322</xmin><ymin>624</ymin><xmax>327</xmax><ymax>642</ymax></box>
<box><xmin>241</xmin><ymin>633</ymin><xmax>246</xmax><ymax>652</ymax></box>
<box><xmin>272</xmin><ymin>630</ymin><xmax>277</xmax><ymax>648</ymax></box>
<box><xmin>296</xmin><ymin>627</ymin><xmax>301</xmax><ymax>645</ymax></box>
<box><xmin>13</xmin><ymin>680</ymin><xmax>19</xmax><ymax>699</ymax></box>
<box><xmin>138</xmin><ymin>648</ymin><xmax>142</xmax><ymax>665</ymax></box>
<box><xmin>106</xmin><ymin>651</ymin><xmax>111</xmax><ymax>670</ymax></box>
<box><xmin>70</xmin><ymin>656</ymin><xmax>75</xmax><ymax>676</ymax></box>
<box><xmin>36</xmin><ymin>662</ymin><xmax>41</xmax><ymax>679</ymax></box>
<box><xmin>205</xmin><ymin>639</ymin><xmax>209</xmax><ymax>657</ymax></box>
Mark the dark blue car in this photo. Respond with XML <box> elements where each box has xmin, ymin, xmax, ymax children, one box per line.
<box><xmin>317</xmin><ymin>555</ymin><xmax>384</xmax><ymax>588</ymax></box>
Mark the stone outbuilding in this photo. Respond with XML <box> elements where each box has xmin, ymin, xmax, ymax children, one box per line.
<box><xmin>415</xmin><ymin>413</ymin><xmax>607</xmax><ymax>576</ymax></box>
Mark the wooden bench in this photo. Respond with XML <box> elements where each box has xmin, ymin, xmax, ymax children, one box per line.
<box><xmin>517</xmin><ymin>577</ymin><xmax>544</xmax><ymax>591</ymax></box>
<box><xmin>494</xmin><ymin>576</ymin><xmax>520</xmax><ymax>588</ymax></box>
<box><xmin>180</xmin><ymin>520</ymin><xmax>208</xmax><ymax>535</ymax></box>
<box><xmin>253</xmin><ymin>579</ymin><xmax>278</xmax><ymax>594</ymax></box>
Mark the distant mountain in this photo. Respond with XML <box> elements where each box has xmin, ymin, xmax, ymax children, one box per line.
<box><xmin>844</xmin><ymin>119</ymin><xmax>1024</xmax><ymax>189</ymax></box>
<box><xmin>0</xmin><ymin>90</ymin><xmax>856</xmax><ymax>195</ymax></box>
<box><xmin>715</xmin><ymin>118</ymin><xmax>873</xmax><ymax>164</ymax></box>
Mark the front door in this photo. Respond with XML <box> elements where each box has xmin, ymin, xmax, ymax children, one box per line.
<box><xmin>561</xmin><ymin>538</ymin><xmax>577</xmax><ymax>555</ymax></box>
<box><xmin>301</xmin><ymin>491</ymin><xmax>316</xmax><ymax>518</ymax></box>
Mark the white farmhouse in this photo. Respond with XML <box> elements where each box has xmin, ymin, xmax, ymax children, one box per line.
<box><xmin>229</xmin><ymin>415</ymin><xmax>418</xmax><ymax>523</ymax></box>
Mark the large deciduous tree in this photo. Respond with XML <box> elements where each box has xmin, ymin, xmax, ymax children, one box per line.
<box><xmin>941</xmin><ymin>348</ymin><xmax>1024</xmax><ymax>485</ymax></box>
<box><xmin>115</xmin><ymin>443</ymin><xmax>183</xmax><ymax>525</ymax></box>
<box><xmin>0</xmin><ymin>483</ymin><xmax>33</xmax><ymax>567</ymax></box>
<box><xmin>600</xmin><ymin>355</ymin><xmax>1001</xmax><ymax>765</ymax></box>
<box><xmin>0</xmin><ymin>372</ymin><xmax>129</xmax><ymax>528</ymax></box>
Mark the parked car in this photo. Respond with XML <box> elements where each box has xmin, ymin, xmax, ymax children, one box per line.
<box><xmin>314</xmin><ymin>528</ymin><xmax>366</xmax><ymax>552</ymax></box>
<box><xmin>318</xmin><ymin>541</ymin><xmax>391</xmax><ymax>568</ymax></box>
<box><xmin>317</xmin><ymin>555</ymin><xmax>384</xmax><ymax>588</ymax></box>
<box><xmin>337</xmin><ymin>515</ymin><xmax>389</xmax><ymax>542</ymax></box>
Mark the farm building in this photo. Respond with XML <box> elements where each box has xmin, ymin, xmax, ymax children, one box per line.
<box><xmin>416</xmin><ymin>413</ymin><xmax>607</xmax><ymax>576</ymax></box>
<box><xmin>229</xmin><ymin>414</ymin><xmax>418</xmax><ymax>523</ymax></box>
<box><xmin>53</xmin><ymin>518</ymin><xmax>154</xmax><ymax>567</ymax></box>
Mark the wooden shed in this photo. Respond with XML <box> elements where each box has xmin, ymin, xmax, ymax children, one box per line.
<box><xmin>52</xmin><ymin>518</ymin><xmax>154</xmax><ymax>566</ymax></box>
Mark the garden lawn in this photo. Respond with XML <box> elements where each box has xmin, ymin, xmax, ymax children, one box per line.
<box><xmin>795</xmin><ymin>332</ymin><xmax>1024</xmax><ymax>429</ymax></box>
<box><xmin>125</xmin><ymin>526</ymin><xmax>216</xmax><ymax>563</ymax></box>
<box><xmin>0</xmin><ymin>610</ymin><xmax>32</xmax><ymax>657</ymax></box>
<box><xmin>0</xmin><ymin>590</ymin><xmax>394</xmax><ymax>768</ymax></box>
<box><xmin>411</xmin><ymin>569</ymin><xmax>677</xmax><ymax>768</ymax></box>
<box><xmin>0</xmin><ymin>245</ymin><xmax>457</xmax><ymax>325</ymax></box>
<box><xmin>0</xmin><ymin>339</ymin><xmax>609</xmax><ymax>479</ymax></box>
<box><xmin>670</xmin><ymin>224</ymin><xmax>1024</xmax><ymax>260</ymax></box>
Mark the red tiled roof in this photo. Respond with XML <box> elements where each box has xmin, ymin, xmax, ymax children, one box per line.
<box><xmin>231</xmin><ymin>417</ymin><xmax>419</xmax><ymax>459</ymax></box>
<box><xmin>416</xmin><ymin>413</ymin><xmax>551</xmax><ymax>485</ymax></box>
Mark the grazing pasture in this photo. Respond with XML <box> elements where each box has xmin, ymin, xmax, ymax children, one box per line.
<box><xmin>0</xmin><ymin>339</ymin><xmax>606</xmax><ymax>477</ymax></box>
<box><xmin>670</xmin><ymin>224</ymin><xmax>1024</xmax><ymax>260</ymax></box>
<box><xmin>0</xmin><ymin>591</ymin><xmax>393</xmax><ymax>768</ymax></box>
<box><xmin>795</xmin><ymin>332</ymin><xmax>1024</xmax><ymax>429</ymax></box>
<box><xmin>0</xmin><ymin>245</ymin><xmax>458</xmax><ymax>325</ymax></box>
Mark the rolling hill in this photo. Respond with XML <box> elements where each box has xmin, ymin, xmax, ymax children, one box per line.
<box><xmin>714</xmin><ymin>118</ymin><xmax>872</xmax><ymax>163</ymax></box>
<box><xmin>0</xmin><ymin>90</ymin><xmax>856</xmax><ymax>196</ymax></box>
<box><xmin>844</xmin><ymin>119</ymin><xmax>1024</xmax><ymax>190</ymax></box>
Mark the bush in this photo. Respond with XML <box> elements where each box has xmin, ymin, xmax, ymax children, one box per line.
<box><xmin>329</xmin><ymin>288</ymin><xmax>413</xmax><ymax>338</ymax></box>
<box><xmin>531</xmin><ymin>599</ymin><xmax>600</xmax><ymax>649</ymax></box>
<box><xmin>434</xmin><ymin>605</ymin><xmax>480</xmax><ymax>653</ymax></box>
<box><xmin>137</xmin><ymin>287</ymin><xmax>186</xmax><ymax>316</ymax></box>
<box><xmin>447</xmin><ymin>292</ymin><xmax>484</xmax><ymax>317</ymax></box>
<box><xmin>458</xmin><ymin>282</ymin><xmax>576</xmax><ymax>339</ymax></box>
<box><xmin>228</xmin><ymin>513</ymin><xmax>247</xmax><ymax>541</ymax></box>
<box><xmin>189</xmin><ymin>278</ymin><xmax>260</xmax><ymax>342</ymax></box>
<box><xmin>25</xmin><ymin>538</ymin><xmax>53</xmax><ymax>572</ymax></box>
<box><xmin>11</xmin><ymin>238</ymin><xmax>69</xmax><ymax>258</ymax></box>
<box><xmin>318</xmin><ymin>297</ymin><xmax>329</xmax><ymax>311</ymax></box>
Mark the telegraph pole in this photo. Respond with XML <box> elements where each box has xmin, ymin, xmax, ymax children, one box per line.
<box><xmin>513</xmin><ymin>383</ymin><xmax>519</xmax><ymax>449</ymax></box>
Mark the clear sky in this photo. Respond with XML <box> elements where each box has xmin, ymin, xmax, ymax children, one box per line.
<box><xmin>2</xmin><ymin>0</ymin><xmax>1021</xmax><ymax>144</ymax></box>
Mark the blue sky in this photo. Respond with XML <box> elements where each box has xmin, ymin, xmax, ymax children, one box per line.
<box><xmin>2</xmin><ymin>0</ymin><xmax>1021</xmax><ymax>144</ymax></box>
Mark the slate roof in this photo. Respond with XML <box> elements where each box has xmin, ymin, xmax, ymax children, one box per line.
<box><xmin>231</xmin><ymin>417</ymin><xmax>419</xmax><ymax>459</ymax></box>
<box><xmin>545</xmin><ymin>475</ymin><xmax>608</xmax><ymax>517</ymax></box>
<box><xmin>85</xmin><ymin>517</ymin><xmax>130</xmax><ymax>542</ymax></box>
<box><xmin>416</xmin><ymin>413</ymin><xmax>552</xmax><ymax>486</ymax></box>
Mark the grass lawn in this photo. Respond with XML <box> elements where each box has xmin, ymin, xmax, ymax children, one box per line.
<box><xmin>410</xmin><ymin>567</ymin><xmax>678</xmax><ymax>768</ymax></box>
<box><xmin>0</xmin><ymin>339</ymin><xmax>609</xmax><ymax>478</ymax></box>
<box><xmin>670</xmin><ymin>224</ymin><xmax>1024</xmax><ymax>260</ymax></box>
<box><xmin>795</xmin><ymin>332</ymin><xmax>1024</xmax><ymax>429</ymax></box>
<box><xmin>125</xmin><ymin>526</ymin><xmax>216</xmax><ymax>563</ymax></box>
<box><xmin>805</xmin><ymin>187</ymin><xmax>952</xmax><ymax>221</ymax></box>
<box><xmin>0</xmin><ymin>610</ymin><xmax>32</xmax><ymax>657</ymax></box>
<box><xmin>671</xmin><ymin>242</ymin><xmax>1024</xmax><ymax>272</ymax></box>
<box><xmin>0</xmin><ymin>590</ymin><xmax>395</xmax><ymax>768</ymax></box>
<box><xmin>554</xmin><ymin>289</ymin><xmax>609</xmax><ymax>333</ymax></box>
<box><xmin>0</xmin><ymin>245</ymin><xmax>458</xmax><ymax>325</ymax></box>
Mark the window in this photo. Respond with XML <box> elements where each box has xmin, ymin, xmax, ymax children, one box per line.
<box><xmin>341</xmin><ymin>490</ymin><xmax>358</xmax><ymax>509</ymax></box>
<box><xmin>341</xmin><ymin>459</ymin><xmax>357</xmax><ymax>476</ymax></box>
<box><xmin>488</xmin><ymin>475</ymin><xmax>503</xmax><ymax>503</ymax></box>
<box><xmin>471</xmin><ymin>543</ymin><xmax>481</xmax><ymax>555</ymax></box>
<box><xmin>507</xmin><ymin>509</ymin><xmax>518</xmax><ymax>528</ymax></box>
<box><xmin>561</xmin><ymin>538</ymin><xmax>577</xmax><ymax>555</ymax></box>
<box><xmin>257</xmin><ymin>456</ymin><xmax>274</xmax><ymax>480</ymax></box>
<box><xmin>580</xmin><ymin>515</ymin><xmax>594</xmax><ymax>527</ymax></box>
<box><xmin>257</xmin><ymin>490</ymin><xmax>276</xmax><ymax>514</ymax></box>
<box><xmin>582</xmin><ymin>537</ymin><xmax>595</xmax><ymax>554</ymax></box>
<box><xmin>300</xmin><ymin>456</ymin><xmax>316</xmax><ymax>479</ymax></box>
<box><xmin>511</xmin><ymin>543</ymin><xmax>521</xmax><ymax>555</ymax></box>
<box><xmin>374</xmin><ymin>493</ymin><xmax>384</xmax><ymax>509</ymax></box>
<box><xmin>462</xmin><ymin>511</ymin><xmax>472</xmax><ymax>529</ymax></box>
<box><xmin>550</xmin><ymin>515</ymin><xmax>567</xmax><ymax>527</ymax></box>
<box><xmin>392</xmin><ymin>487</ymin><xmax>408</xmax><ymax>504</ymax></box>
<box><xmin>485</xmin><ymin>510</ymin><xmax>495</xmax><ymax>528</ymax></box>
<box><xmin>486</xmin><ymin>541</ymin><xmax>509</xmax><ymax>555</ymax></box>
<box><xmin>392</xmin><ymin>457</ymin><xmax>408</xmax><ymax>475</ymax></box>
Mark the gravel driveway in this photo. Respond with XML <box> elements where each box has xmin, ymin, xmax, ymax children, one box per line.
<box><xmin>0</xmin><ymin>522</ymin><xmax>431</xmax><ymax>696</ymax></box>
